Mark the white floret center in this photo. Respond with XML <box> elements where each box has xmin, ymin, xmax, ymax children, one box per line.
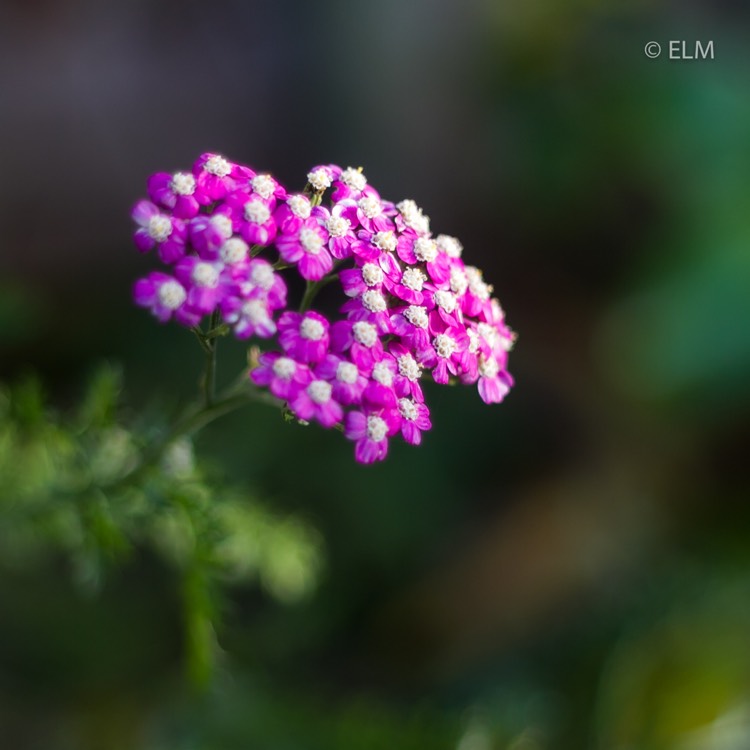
<box><xmin>300</xmin><ymin>317</ymin><xmax>325</xmax><ymax>341</ymax></box>
<box><xmin>251</xmin><ymin>174</ymin><xmax>275</xmax><ymax>200</ymax></box>
<box><xmin>361</xmin><ymin>290</ymin><xmax>387</xmax><ymax>313</ymax></box>
<box><xmin>358</xmin><ymin>195</ymin><xmax>382</xmax><ymax>219</ymax></box>
<box><xmin>397</xmin><ymin>354</ymin><xmax>422</xmax><ymax>381</ymax></box>
<box><xmin>272</xmin><ymin>356</ymin><xmax>296</xmax><ymax>379</ymax></box>
<box><xmin>307</xmin><ymin>168</ymin><xmax>331</xmax><ymax>191</ymax></box>
<box><xmin>398</xmin><ymin>398</ymin><xmax>418</xmax><ymax>421</ymax></box>
<box><xmin>372</xmin><ymin>361</ymin><xmax>394</xmax><ymax>387</ymax></box>
<box><xmin>352</xmin><ymin>321</ymin><xmax>378</xmax><ymax>348</ymax></box>
<box><xmin>287</xmin><ymin>194</ymin><xmax>312</xmax><ymax>219</ymax></box>
<box><xmin>477</xmin><ymin>322</ymin><xmax>499</xmax><ymax>348</ymax></box>
<box><xmin>436</xmin><ymin>234</ymin><xmax>463</xmax><ymax>258</ymax></box>
<box><xmin>220</xmin><ymin>237</ymin><xmax>249</xmax><ymax>265</ymax></box>
<box><xmin>336</xmin><ymin>361</ymin><xmax>358</xmax><ymax>384</ymax></box>
<box><xmin>325</xmin><ymin>215</ymin><xmax>350</xmax><ymax>238</ymax></box>
<box><xmin>433</xmin><ymin>290</ymin><xmax>457</xmax><ymax>313</ymax></box>
<box><xmin>340</xmin><ymin>167</ymin><xmax>367</xmax><ymax>192</ymax></box>
<box><xmin>433</xmin><ymin>333</ymin><xmax>457</xmax><ymax>359</ymax></box>
<box><xmin>478</xmin><ymin>354</ymin><xmax>499</xmax><ymax>378</ymax></box>
<box><xmin>468</xmin><ymin>328</ymin><xmax>480</xmax><ymax>354</ymax></box>
<box><xmin>204</xmin><ymin>155</ymin><xmax>231</xmax><ymax>177</ymax></box>
<box><xmin>300</xmin><ymin>227</ymin><xmax>323</xmax><ymax>255</ymax></box>
<box><xmin>397</xmin><ymin>199</ymin><xmax>419</xmax><ymax>223</ymax></box>
<box><xmin>366</xmin><ymin>415</ymin><xmax>387</xmax><ymax>442</ymax></box>
<box><xmin>361</xmin><ymin>263</ymin><xmax>384</xmax><ymax>287</ymax></box>
<box><xmin>450</xmin><ymin>266</ymin><xmax>469</xmax><ymax>296</ymax></box>
<box><xmin>401</xmin><ymin>267</ymin><xmax>426</xmax><ymax>292</ymax></box>
<box><xmin>158</xmin><ymin>280</ymin><xmax>186</xmax><ymax>310</ymax></box>
<box><xmin>500</xmin><ymin>330</ymin><xmax>516</xmax><ymax>352</ymax></box>
<box><xmin>171</xmin><ymin>172</ymin><xmax>196</xmax><ymax>196</ymax></box>
<box><xmin>192</xmin><ymin>262</ymin><xmax>219</xmax><ymax>288</ymax></box>
<box><xmin>466</xmin><ymin>266</ymin><xmax>491</xmax><ymax>301</ymax></box>
<box><xmin>241</xmin><ymin>299</ymin><xmax>268</xmax><ymax>324</ymax></box>
<box><xmin>413</xmin><ymin>237</ymin><xmax>438</xmax><ymax>263</ymax></box>
<box><xmin>245</xmin><ymin>200</ymin><xmax>270</xmax><ymax>225</ymax></box>
<box><xmin>250</xmin><ymin>263</ymin><xmax>275</xmax><ymax>290</ymax></box>
<box><xmin>148</xmin><ymin>215</ymin><xmax>172</xmax><ymax>242</ymax></box>
<box><xmin>307</xmin><ymin>380</ymin><xmax>333</xmax><ymax>405</ymax></box>
<box><xmin>372</xmin><ymin>231</ymin><xmax>397</xmax><ymax>253</ymax></box>
<box><xmin>396</xmin><ymin>199</ymin><xmax>429</xmax><ymax>234</ymax></box>
<box><xmin>210</xmin><ymin>214</ymin><xmax>233</xmax><ymax>240</ymax></box>
<box><xmin>404</xmin><ymin>305</ymin><xmax>428</xmax><ymax>329</ymax></box>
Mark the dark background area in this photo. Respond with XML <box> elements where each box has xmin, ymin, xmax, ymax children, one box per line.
<box><xmin>2</xmin><ymin>1</ymin><xmax>750</xmax><ymax>748</ymax></box>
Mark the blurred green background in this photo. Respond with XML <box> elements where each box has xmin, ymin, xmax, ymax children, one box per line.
<box><xmin>2</xmin><ymin>1</ymin><xmax>750</xmax><ymax>748</ymax></box>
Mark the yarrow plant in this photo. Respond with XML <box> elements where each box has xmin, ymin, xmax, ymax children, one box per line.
<box><xmin>132</xmin><ymin>154</ymin><xmax>515</xmax><ymax>463</ymax></box>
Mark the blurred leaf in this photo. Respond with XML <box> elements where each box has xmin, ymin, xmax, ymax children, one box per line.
<box><xmin>595</xmin><ymin>572</ymin><xmax>750</xmax><ymax>750</ymax></box>
<box><xmin>77</xmin><ymin>363</ymin><xmax>123</xmax><ymax>430</ymax></box>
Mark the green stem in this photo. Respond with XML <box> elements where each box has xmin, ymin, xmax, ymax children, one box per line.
<box><xmin>299</xmin><ymin>272</ymin><xmax>338</xmax><ymax>313</ymax></box>
<box><xmin>299</xmin><ymin>280</ymin><xmax>318</xmax><ymax>313</ymax></box>
<box><xmin>190</xmin><ymin>327</ymin><xmax>212</xmax><ymax>354</ymax></box>
<box><xmin>203</xmin><ymin>311</ymin><xmax>220</xmax><ymax>406</ymax></box>
<box><xmin>107</xmin><ymin>385</ymin><xmax>278</xmax><ymax>491</ymax></box>
<box><xmin>165</xmin><ymin>389</ymin><xmax>277</xmax><ymax>443</ymax></box>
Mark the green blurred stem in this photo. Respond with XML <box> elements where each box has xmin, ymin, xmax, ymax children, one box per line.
<box><xmin>299</xmin><ymin>272</ymin><xmax>338</xmax><ymax>313</ymax></box>
<box><xmin>107</xmin><ymin>379</ymin><xmax>278</xmax><ymax>491</ymax></box>
<box><xmin>203</xmin><ymin>311</ymin><xmax>220</xmax><ymax>406</ymax></box>
<box><xmin>167</xmin><ymin>387</ymin><xmax>277</xmax><ymax>441</ymax></box>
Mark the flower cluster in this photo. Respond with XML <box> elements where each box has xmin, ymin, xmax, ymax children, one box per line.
<box><xmin>132</xmin><ymin>155</ymin><xmax>515</xmax><ymax>463</ymax></box>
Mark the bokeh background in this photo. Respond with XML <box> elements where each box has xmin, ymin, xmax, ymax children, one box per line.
<box><xmin>2</xmin><ymin>1</ymin><xmax>750</xmax><ymax>748</ymax></box>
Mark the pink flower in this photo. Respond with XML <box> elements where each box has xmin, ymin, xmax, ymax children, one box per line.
<box><xmin>289</xmin><ymin>379</ymin><xmax>343</xmax><ymax>428</ymax></box>
<box><xmin>340</xmin><ymin>289</ymin><xmax>392</xmax><ymax>334</ymax></box>
<box><xmin>278</xmin><ymin>311</ymin><xmax>330</xmax><ymax>363</ymax></box>
<box><xmin>339</xmin><ymin>259</ymin><xmax>385</xmax><ymax>298</ymax></box>
<box><xmin>251</xmin><ymin>352</ymin><xmax>311</xmax><ymax>400</ymax></box>
<box><xmin>307</xmin><ymin>164</ymin><xmax>340</xmax><ymax>193</ymax></box>
<box><xmin>397</xmin><ymin>397</ymin><xmax>431</xmax><ymax>445</ymax></box>
<box><xmin>219</xmin><ymin>258</ymin><xmax>287</xmax><ymax>322</ymax></box>
<box><xmin>188</xmin><ymin>209</ymin><xmax>234</xmax><ymax>260</ymax></box>
<box><xmin>242</xmin><ymin>172</ymin><xmax>287</xmax><ymax>209</ymax></box>
<box><xmin>385</xmin><ymin>265</ymin><xmax>428</xmax><ymax>306</ymax></box>
<box><xmin>133</xmin><ymin>272</ymin><xmax>199</xmax><ymax>326</ymax></box>
<box><xmin>396</xmin><ymin>236</ymin><xmax>451</xmax><ymax>285</ymax></box>
<box><xmin>351</xmin><ymin>229</ymin><xmax>401</xmax><ymax>277</ymax></box>
<box><xmin>314</xmin><ymin>354</ymin><xmax>368</xmax><ymax>405</ymax></box>
<box><xmin>131</xmin><ymin>200</ymin><xmax>187</xmax><ymax>264</ymax></box>
<box><xmin>220</xmin><ymin>293</ymin><xmax>278</xmax><ymax>339</ymax></box>
<box><xmin>344</xmin><ymin>407</ymin><xmax>400</xmax><ymax>464</ymax></box>
<box><xmin>418</xmin><ymin>313</ymin><xmax>470</xmax><ymax>384</ymax></box>
<box><xmin>276</xmin><ymin>219</ymin><xmax>333</xmax><ymax>281</ymax></box>
<box><xmin>331</xmin><ymin>166</ymin><xmax>368</xmax><ymax>203</ymax></box>
<box><xmin>335</xmin><ymin>187</ymin><xmax>393</xmax><ymax>233</ymax></box>
<box><xmin>388</xmin><ymin>342</ymin><xmax>425</xmax><ymax>401</ymax></box>
<box><xmin>224</xmin><ymin>192</ymin><xmax>278</xmax><ymax>246</ymax></box>
<box><xmin>274</xmin><ymin>193</ymin><xmax>313</xmax><ymax>234</ymax></box>
<box><xmin>476</xmin><ymin>354</ymin><xmax>514</xmax><ymax>404</ymax></box>
<box><xmin>312</xmin><ymin>204</ymin><xmax>357</xmax><ymax>259</ymax></box>
<box><xmin>330</xmin><ymin>320</ymin><xmax>383</xmax><ymax>371</ymax></box>
<box><xmin>461</xmin><ymin>265</ymin><xmax>493</xmax><ymax>318</ymax></box>
<box><xmin>147</xmin><ymin>171</ymin><xmax>200</xmax><ymax>218</ymax></box>
<box><xmin>390</xmin><ymin>305</ymin><xmax>431</xmax><ymax>354</ymax></box>
<box><xmin>192</xmin><ymin>153</ymin><xmax>241</xmax><ymax>204</ymax></box>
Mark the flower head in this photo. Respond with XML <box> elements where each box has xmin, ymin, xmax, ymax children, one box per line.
<box><xmin>131</xmin><ymin>155</ymin><xmax>515</xmax><ymax>464</ymax></box>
